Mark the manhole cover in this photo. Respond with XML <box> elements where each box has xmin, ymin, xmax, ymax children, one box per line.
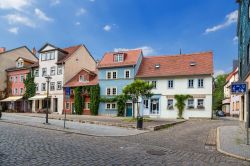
<box><xmin>146</xmin><ymin>150</ymin><xmax>166</xmax><ymax>156</ymax></box>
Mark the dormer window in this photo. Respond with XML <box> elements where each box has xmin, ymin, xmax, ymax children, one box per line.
<box><xmin>17</xmin><ymin>60</ymin><xmax>24</xmax><ymax>68</ymax></box>
<box><xmin>114</xmin><ymin>53</ymin><xmax>124</xmax><ymax>62</ymax></box>
<box><xmin>79</xmin><ymin>75</ymin><xmax>87</xmax><ymax>82</ymax></box>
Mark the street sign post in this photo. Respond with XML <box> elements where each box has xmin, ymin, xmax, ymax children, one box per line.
<box><xmin>231</xmin><ymin>82</ymin><xmax>249</xmax><ymax>145</ymax></box>
<box><xmin>64</xmin><ymin>87</ymin><xmax>71</xmax><ymax>129</ymax></box>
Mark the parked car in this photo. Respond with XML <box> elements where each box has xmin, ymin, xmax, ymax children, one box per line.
<box><xmin>216</xmin><ymin>110</ymin><xmax>225</xmax><ymax>117</ymax></box>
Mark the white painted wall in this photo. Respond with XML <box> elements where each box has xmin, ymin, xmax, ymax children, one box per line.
<box><xmin>141</xmin><ymin>76</ymin><xmax>213</xmax><ymax>119</ymax></box>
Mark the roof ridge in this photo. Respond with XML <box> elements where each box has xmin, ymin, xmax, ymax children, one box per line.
<box><xmin>63</xmin><ymin>44</ymin><xmax>82</xmax><ymax>50</ymax></box>
<box><xmin>145</xmin><ymin>51</ymin><xmax>213</xmax><ymax>58</ymax></box>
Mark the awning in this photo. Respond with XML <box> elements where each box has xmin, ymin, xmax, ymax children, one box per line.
<box><xmin>0</xmin><ymin>96</ymin><xmax>23</xmax><ymax>102</ymax></box>
<box><xmin>28</xmin><ymin>95</ymin><xmax>49</xmax><ymax>100</ymax></box>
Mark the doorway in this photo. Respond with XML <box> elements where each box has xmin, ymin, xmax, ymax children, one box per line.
<box><xmin>126</xmin><ymin>103</ymin><xmax>132</xmax><ymax>117</ymax></box>
<box><xmin>53</xmin><ymin>98</ymin><xmax>58</xmax><ymax>112</ymax></box>
<box><xmin>150</xmin><ymin>99</ymin><xmax>159</xmax><ymax>115</ymax></box>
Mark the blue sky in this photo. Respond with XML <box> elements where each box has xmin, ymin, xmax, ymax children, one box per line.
<box><xmin>0</xmin><ymin>0</ymin><xmax>238</xmax><ymax>76</ymax></box>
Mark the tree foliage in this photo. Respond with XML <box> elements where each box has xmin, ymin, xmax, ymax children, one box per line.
<box><xmin>23</xmin><ymin>73</ymin><xmax>36</xmax><ymax>99</ymax></box>
<box><xmin>213</xmin><ymin>74</ymin><xmax>227</xmax><ymax>111</ymax></box>
<box><xmin>174</xmin><ymin>94</ymin><xmax>192</xmax><ymax>119</ymax></box>
<box><xmin>123</xmin><ymin>79</ymin><xmax>154</xmax><ymax>117</ymax></box>
<box><xmin>74</xmin><ymin>87</ymin><xmax>83</xmax><ymax>115</ymax></box>
<box><xmin>89</xmin><ymin>85</ymin><xmax>100</xmax><ymax>115</ymax></box>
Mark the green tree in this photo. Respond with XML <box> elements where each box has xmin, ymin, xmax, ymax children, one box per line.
<box><xmin>74</xmin><ymin>87</ymin><xmax>83</xmax><ymax>115</ymax></box>
<box><xmin>89</xmin><ymin>85</ymin><xmax>100</xmax><ymax>115</ymax></box>
<box><xmin>123</xmin><ymin>79</ymin><xmax>153</xmax><ymax>117</ymax></box>
<box><xmin>174</xmin><ymin>95</ymin><xmax>192</xmax><ymax>119</ymax></box>
<box><xmin>23</xmin><ymin>73</ymin><xmax>36</xmax><ymax>99</ymax></box>
<box><xmin>213</xmin><ymin>74</ymin><xmax>227</xmax><ymax>111</ymax></box>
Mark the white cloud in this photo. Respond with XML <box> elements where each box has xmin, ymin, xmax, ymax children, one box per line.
<box><xmin>8</xmin><ymin>27</ymin><xmax>19</xmax><ymax>34</ymax></box>
<box><xmin>35</xmin><ymin>8</ymin><xmax>53</xmax><ymax>21</ymax></box>
<box><xmin>103</xmin><ymin>25</ymin><xmax>111</xmax><ymax>31</ymax></box>
<box><xmin>75</xmin><ymin>21</ymin><xmax>81</xmax><ymax>25</ymax></box>
<box><xmin>76</xmin><ymin>8</ymin><xmax>86</xmax><ymax>16</ymax></box>
<box><xmin>50</xmin><ymin>0</ymin><xmax>60</xmax><ymax>6</ymax></box>
<box><xmin>0</xmin><ymin>0</ymin><xmax>31</xmax><ymax>11</ymax></box>
<box><xmin>233</xmin><ymin>36</ymin><xmax>238</xmax><ymax>44</ymax></box>
<box><xmin>213</xmin><ymin>70</ymin><xmax>226</xmax><ymax>77</ymax></box>
<box><xmin>3</xmin><ymin>13</ymin><xmax>35</xmax><ymax>27</ymax></box>
<box><xmin>205</xmin><ymin>10</ymin><xmax>238</xmax><ymax>34</ymax></box>
<box><xmin>114</xmin><ymin>46</ymin><xmax>155</xmax><ymax>56</ymax></box>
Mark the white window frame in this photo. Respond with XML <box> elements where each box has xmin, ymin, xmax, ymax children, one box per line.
<box><xmin>79</xmin><ymin>75</ymin><xmax>87</xmax><ymax>82</ymax></box>
<box><xmin>112</xmin><ymin>71</ymin><xmax>117</xmax><ymax>79</ymax></box>
<box><xmin>114</xmin><ymin>53</ymin><xmax>124</xmax><ymax>62</ymax></box>
<box><xmin>41</xmin><ymin>53</ymin><xmax>46</xmax><ymax>61</ymax></box>
<box><xmin>57</xmin><ymin>66</ymin><xmax>62</xmax><ymax>75</ymax></box>
<box><xmin>152</xmin><ymin>81</ymin><xmax>157</xmax><ymax>89</ymax></box>
<box><xmin>198</xmin><ymin>79</ymin><xmax>204</xmax><ymax>88</ymax></box>
<box><xmin>34</xmin><ymin>69</ymin><xmax>39</xmax><ymax>77</ymax></box>
<box><xmin>41</xmin><ymin>83</ymin><xmax>46</xmax><ymax>91</ymax></box>
<box><xmin>187</xmin><ymin>99</ymin><xmax>194</xmax><ymax>109</ymax></box>
<box><xmin>106</xmin><ymin>71</ymin><xmax>117</xmax><ymax>79</ymax></box>
<box><xmin>57</xmin><ymin>81</ymin><xmax>62</xmax><ymax>90</ymax></box>
<box><xmin>15</xmin><ymin>88</ymin><xmax>18</xmax><ymax>95</ymax></box>
<box><xmin>42</xmin><ymin>68</ymin><xmax>47</xmax><ymax>76</ymax></box>
<box><xmin>167</xmin><ymin>99</ymin><xmax>174</xmax><ymax>110</ymax></box>
<box><xmin>20</xmin><ymin>75</ymin><xmax>24</xmax><ymax>82</ymax></box>
<box><xmin>143</xmin><ymin>99</ymin><xmax>149</xmax><ymax>109</ymax></box>
<box><xmin>50</xmin><ymin>66</ymin><xmax>56</xmax><ymax>76</ymax></box>
<box><xmin>197</xmin><ymin>99</ymin><xmax>204</xmax><ymax>109</ymax></box>
<box><xmin>168</xmin><ymin>80</ymin><xmax>174</xmax><ymax>89</ymax></box>
<box><xmin>188</xmin><ymin>79</ymin><xmax>194</xmax><ymax>88</ymax></box>
<box><xmin>124</xmin><ymin>70</ymin><xmax>130</xmax><ymax>78</ymax></box>
<box><xmin>20</xmin><ymin>88</ymin><xmax>23</xmax><ymax>95</ymax></box>
<box><xmin>50</xmin><ymin>82</ymin><xmax>55</xmax><ymax>91</ymax></box>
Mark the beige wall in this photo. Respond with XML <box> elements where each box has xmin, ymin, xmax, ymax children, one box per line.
<box><xmin>64</xmin><ymin>46</ymin><xmax>96</xmax><ymax>83</ymax></box>
<box><xmin>0</xmin><ymin>47</ymin><xmax>37</xmax><ymax>97</ymax></box>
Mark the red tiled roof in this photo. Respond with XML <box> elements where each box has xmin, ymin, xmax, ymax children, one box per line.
<box><xmin>226</xmin><ymin>67</ymin><xmax>238</xmax><ymax>82</ymax></box>
<box><xmin>98</xmin><ymin>49</ymin><xmax>142</xmax><ymax>68</ymax></box>
<box><xmin>57</xmin><ymin>45</ymin><xmax>82</xmax><ymax>63</ymax></box>
<box><xmin>64</xmin><ymin>68</ymin><xmax>98</xmax><ymax>88</ymax></box>
<box><xmin>136</xmin><ymin>51</ymin><xmax>213</xmax><ymax>78</ymax></box>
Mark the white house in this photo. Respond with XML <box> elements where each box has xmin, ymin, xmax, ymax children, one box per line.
<box><xmin>29</xmin><ymin>43</ymin><xmax>96</xmax><ymax>114</ymax></box>
<box><xmin>222</xmin><ymin>67</ymin><xmax>241</xmax><ymax>118</ymax></box>
<box><xmin>136</xmin><ymin>52</ymin><xmax>213</xmax><ymax>119</ymax></box>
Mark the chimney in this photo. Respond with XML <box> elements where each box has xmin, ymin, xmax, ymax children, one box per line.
<box><xmin>0</xmin><ymin>47</ymin><xmax>6</xmax><ymax>53</ymax></box>
<box><xmin>32</xmin><ymin>47</ymin><xmax>36</xmax><ymax>55</ymax></box>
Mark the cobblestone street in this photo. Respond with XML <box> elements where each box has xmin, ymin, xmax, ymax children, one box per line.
<box><xmin>0</xmin><ymin>118</ymin><xmax>249</xmax><ymax>165</ymax></box>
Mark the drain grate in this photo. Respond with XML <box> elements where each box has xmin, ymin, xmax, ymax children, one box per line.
<box><xmin>146</xmin><ymin>150</ymin><xmax>166</xmax><ymax>156</ymax></box>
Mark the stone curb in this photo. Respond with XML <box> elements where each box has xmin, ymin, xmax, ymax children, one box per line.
<box><xmin>0</xmin><ymin>120</ymin><xmax>148</xmax><ymax>137</ymax></box>
<box><xmin>8</xmin><ymin>113</ymin><xmax>185</xmax><ymax>131</ymax></box>
<box><xmin>216</xmin><ymin>127</ymin><xmax>250</xmax><ymax>161</ymax></box>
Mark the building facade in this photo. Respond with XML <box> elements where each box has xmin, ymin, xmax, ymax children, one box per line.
<box><xmin>0</xmin><ymin>46</ymin><xmax>37</xmax><ymax>100</ymax></box>
<box><xmin>136</xmin><ymin>52</ymin><xmax>213</xmax><ymax>119</ymax></box>
<box><xmin>222</xmin><ymin>67</ymin><xmax>241</xmax><ymax>117</ymax></box>
<box><xmin>237</xmin><ymin>0</ymin><xmax>250</xmax><ymax>124</ymax></box>
<box><xmin>63</xmin><ymin>68</ymin><xmax>98</xmax><ymax>115</ymax></box>
<box><xmin>97</xmin><ymin>50</ymin><xmax>143</xmax><ymax>116</ymax></box>
<box><xmin>29</xmin><ymin>43</ymin><xmax>96</xmax><ymax>114</ymax></box>
<box><xmin>1</xmin><ymin>57</ymin><xmax>37</xmax><ymax>112</ymax></box>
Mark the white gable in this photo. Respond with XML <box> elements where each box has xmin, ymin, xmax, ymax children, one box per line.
<box><xmin>41</xmin><ymin>45</ymin><xmax>56</xmax><ymax>52</ymax></box>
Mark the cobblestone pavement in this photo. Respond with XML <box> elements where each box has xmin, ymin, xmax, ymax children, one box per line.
<box><xmin>0</xmin><ymin>118</ymin><xmax>249</xmax><ymax>165</ymax></box>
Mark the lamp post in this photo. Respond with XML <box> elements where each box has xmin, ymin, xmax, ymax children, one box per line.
<box><xmin>45</xmin><ymin>75</ymin><xmax>51</xmax><ymax>124</ymax></box>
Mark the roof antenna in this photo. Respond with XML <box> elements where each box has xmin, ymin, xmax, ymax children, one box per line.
<box><xmin>179</xmin><ymin>48</ymin><xmax>182</xmax><ymax>55</ymax></box>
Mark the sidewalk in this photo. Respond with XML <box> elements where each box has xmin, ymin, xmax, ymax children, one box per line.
<box><xmin>5</xmin><ymin>112</ymin><xmax>185</xmax><ymax>131</ymax></box>
<box><xmin>0</xmin><ymin>113</ymin><xmax>146</xmax><ymax>137</ymax></box>
<box><xmin>217</xmin><ymin>126</ymin><xmax>250</xmax><ymax>161</ymax></box>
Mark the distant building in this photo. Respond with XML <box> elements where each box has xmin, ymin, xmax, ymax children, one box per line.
<box><xmin>136</xmin><ymin>52</ymin><xmax>213</xmax><ymax>119</ymax></box>
<box><xmin>237</xmin><ymin>0</ymin><xmax>250</xmax><ymax>124</ymax></box>
<box><xmin>0</xmin><ymin>46</ymin><xmax>37</xmax><ymax>99</ymax></box>
<box><xmin>222</xmin><ymin>67</ymin><xmax>241</xmax><ymax>117</ymax></box>
<box><xmin>2</xmin><ymin>57</ymin><xmax>36</xmax><ymax>112</ymax></box>
<box><xmin>29</xmin><ymin>43</ymin><xmax>96</xmax><ymax>114</ymax></box>
<box><xmin>97</xmin><ymin>50</ymin><xmax>143</xmax><ymax>116</ymax></box>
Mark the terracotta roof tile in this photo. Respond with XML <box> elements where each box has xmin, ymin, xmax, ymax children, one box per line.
<box><xmin>64</xmin><ymin>68</ymin><xmax>98</xmax><ymax>88</ymax></box>
<box><xmin>136</xmin><ymin>51</ymin><xmax>213</xmax><ymax>78</ymax></box>
<box><xmin>98</xmin><ymin>49</ymin><xmax>142</xmax><ymax>68</ymax></box>
<box><xmin>57</xmin><ymin>45</ymin><xmax>82</xmax><ymax>63</ymax></box>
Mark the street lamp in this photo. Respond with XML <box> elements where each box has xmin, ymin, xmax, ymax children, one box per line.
<box><xmin>45</xmin><ymin>75</ymin><xmax>51</xmax><ymax>124</ymax></box>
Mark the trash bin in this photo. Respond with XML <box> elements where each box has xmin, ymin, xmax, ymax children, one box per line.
<box><xmin>137</xmin><ymin>116</ymin><xmax>143</xmax><ymax>129</ymax></box>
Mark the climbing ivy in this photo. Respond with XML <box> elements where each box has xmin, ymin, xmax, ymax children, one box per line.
<box><xmin>23</xmin><ymin>73</ymin><xmax>36</xmax><ymax>99</ymax></box>
<box><xmin>89</xmin><ymin>85</ymin><xmax>100</xmax><ymax>115</ymax></box>
<box><xmin>74</xmin><ymin>87</ymin><xmax>83</xmax><ymax>115</ymax></box>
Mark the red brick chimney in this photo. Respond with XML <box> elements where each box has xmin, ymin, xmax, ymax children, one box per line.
<box><xmin>0</xmin><ymin>47</ymin><xmax>6</xmax><ymax>53</ymax></box>
<box><xmin>32</xmin><ymin>47</ymin><xmax>36</xmax><ymax>55</ymax></box>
